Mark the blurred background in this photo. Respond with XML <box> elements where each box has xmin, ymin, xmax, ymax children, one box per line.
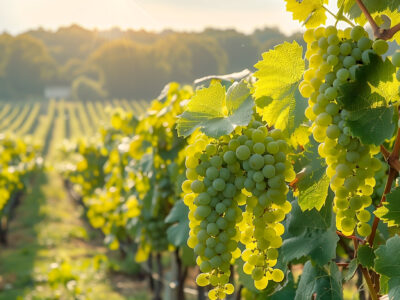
<box><xmin>0</xmin><ymin>0</ymin><xmax>309</xmax><ymax>101</ymax></box>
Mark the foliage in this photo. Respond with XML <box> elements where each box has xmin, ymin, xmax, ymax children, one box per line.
<box><xmin>71</xmin><ymin>75</ymin><xmax>107</xmax><ymax>101</ymax></box>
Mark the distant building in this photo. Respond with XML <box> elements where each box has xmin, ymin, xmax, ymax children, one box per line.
<box><xmin>44</xmin><ymin>86</ymin><xmax>71</xmax><ymax>100</ymax></box>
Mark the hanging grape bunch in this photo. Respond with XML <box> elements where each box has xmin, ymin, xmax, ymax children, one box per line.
<box><xmin>181</xmin><ymin>120</ymin><xmax>295</xmax><ymax>299</ymax></box>
<box><xmin>299</xmin><ymin>25</ymin><xmax>387</xmax><ymax>237</ymax></box>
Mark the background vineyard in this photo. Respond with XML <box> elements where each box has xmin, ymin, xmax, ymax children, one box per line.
<box><xmin>0</xmin><ymin>99</ymin><xmax>148</xmax><ymax>155</ymax></box>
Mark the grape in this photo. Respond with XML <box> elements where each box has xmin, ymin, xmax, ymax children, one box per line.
<box><xmin>351</xmin><ymin>26</ymin><xmax>366</xmax><ymax>41</ymax></box>
<box><xmin>271</xmin><ymin>269</ymin><xmax>284</xmax><ymax>282</ymax></box>
<box><xmin>362</xmin><ymin>50</ymin><xmax>374</xmax><ymax>64</ymax></box>
<box><xmin>372</xmin><ymin>39</ymin><xmax>388</xmax><ymax>55</ymax></box>
<box><xmin>337</xmin><ymin>68</ymin><xmax>350</xmax><ymax>81</ymax></box>
<box><xmin>236</xmin><ymin>145</ymin><xmax>251</xmax><ymax>160</ymax></box>
<box><xmin>393</xmin><ymin>52</ymin><xmax>400</xmax><ymax>67</ymax></box>
<box><xmin>249</xmin><ymin>154</ymin><xmax>264</xmax><ymax>170</ymax></box>
<box><xmin>343</xmin><ymin>56</ymin><xmax>356</xmax><ymax>68</ymax></box>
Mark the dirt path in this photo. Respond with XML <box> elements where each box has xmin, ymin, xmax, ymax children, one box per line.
<box><xmin>0</xmin><ymin>172</ymin><xmax>148</xmax><ymax>300</ymax></box>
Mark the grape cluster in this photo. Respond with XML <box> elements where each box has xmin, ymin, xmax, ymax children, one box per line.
<box><xmin>237</xmin><ymin>128</ymin><xmax>292</xmax><ymax>290</ymax></box>
<box><xmin>300</xmin><ymin>25</ymin><xmax>385</xmax><ymax>237</ymax></box>
<box><xmin>182</xmin><ymin>121</ymin><xmax>295</xmax><ymax>298</ymax></box>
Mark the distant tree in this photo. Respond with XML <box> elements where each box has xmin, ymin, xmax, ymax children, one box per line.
<box><xmin>90</xmin><ymin>39</ymin><xmax>168</xmax><ymax>99</ymax></box>
<box><xmin>154</xmin><ymin>33</ymin><xmax>227</xmax><ymax>83</ymax></box>
<box><xmin>28</xmin><ymin>24</ymin><xmax>106</xmax><ymax>64</ymax></box>
<box><xmin>1</xmin><ymin>34</ymin><xmax>57</xmax><ymax>98</ymax></box>
<box><xmin>203</xmin><ymin>29</ymin><xmax>259</xmax><ymax>72</ymax></box>
<box><xmin>71</xmin><ymin>76</ymin><xmax>107</xmax><ymax>101</ymax></box>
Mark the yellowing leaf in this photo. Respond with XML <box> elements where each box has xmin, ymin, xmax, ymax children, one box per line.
<box><xmin>285</xmin><ymin>0</ymin><xmax>328</xmax><ymax>28</ymax></box>
<box><xmin>254</xmin><ymin>41</ymin><xmax>307</xmax><ymax>136</ymax></box>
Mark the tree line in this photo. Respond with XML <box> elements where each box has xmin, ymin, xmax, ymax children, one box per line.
<box><xmin>0</xmin><ymin>25</ymin><xmax>305</xmax><ymax>100</ymax></box>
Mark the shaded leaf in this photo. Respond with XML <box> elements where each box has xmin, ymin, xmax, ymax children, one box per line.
<box><xmin>281</xmin><ymin>191</ymin><xmax>339</xmax><ymax>266</ymax></box>
<box><xmin>294</xmin><ymin>137</ymin><xmax>329</xmax><ymax>211</ymax></box>
<box><xmin>343</xmin><ymin>259</ymin><xmax>358</xmax><ymax>282</ymax></box>
<box><xmin>165</xmin><ymin>200</ymin><xmax>189</xmax><ymax>247</ymax></box>
<box><xmin>338</xmin><ymin>54</ymin><xmax>397</xmax><ymax>112</ymax></box>
<box><xmin>295</xmin><ymin>262</ymin><xmax>343</xmax><ymax>300</ymax></box>
<box><xmin>374</xmin><ymin>235</ymin><xmax>400</xmax><ymax>278</ymax></box>
<box><xmin>346</xmin><ymin>106</ymin><xmax>395</xmax><ymax>146</ymax></box>
<box><xmin>358</xmin><ymin>245</ymin><xmax>376</xmax><ymax>269</ymax></box>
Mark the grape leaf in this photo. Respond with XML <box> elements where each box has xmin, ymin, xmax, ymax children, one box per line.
<box><xmin>281</xmin><ymin>191</ymin><xmax>339</xmax><ymax>266</ymax></box>
<box><xmin>338</xmin><ymin>54</ymin><xmax>397</xmax><ymax>112</ymax></box>
<box><xmin>284</xmin><ymin>0</ymin><xmax>328</xmax><ymax>28</ymax></box>
<box><xmin>270</xmin><ymin>272</ymin><xmax>296</xmax><ymax>300</ymax></box>
<box><xmin>346</xmin><ymin>106</ymin><xmax>395</xmax><ymax>146</ymax></box>
<box><xmin>389</xmin><ymin>277</ymin><xmax>400</xmax><ymax>300</ymax></box>
<box><xmin>294</xmin><ymin>137</ymin><xmax>329</xmax><ymax>211</ymax></box>
<box><xmin>375</xmin><ymin>187</ymin><xmax>400</xmax><ymax>226</ymax></box>
<box><xmin>177</xmin><ymin>80</ymin><xmax>253</xmax><ymax>138</ymax></box>
<box><xmin>343</xmin><ymin>259</ymin><xmax>358</xmax><ymax>281</ymax></box>
<box><xmin>193</xmin><ymin>69</ymin><xmax>252</xmax><ymax>86</ymax></box>
<box><xmin>357</xmin><ymin>245</ymin><xmax>376</xmax><ymax>269</ymax></box>
<box><xmin>253</xmin><ymin>41</ymin><xmax>307</xmax><ymax>137</ymax></box>
<box><xmin>295</xmin><ymin>262</ymin><xmax>343</xmax><ymax>300</ymax></box>
<box><xmin>374</xmin><ymin>235</ymin><xmax>400</xmax><ymax>278</ymax></box>
<box><xmin>165</xmin><ymin>200</ymin><xmax>189</xmax><ymax>247</ymax></box>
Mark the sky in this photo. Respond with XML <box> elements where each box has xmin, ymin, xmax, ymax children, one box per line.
<box><xmin>0</xmin><ymin>0</ymin><xmax>339</xmax><ymax>35</ymax></box>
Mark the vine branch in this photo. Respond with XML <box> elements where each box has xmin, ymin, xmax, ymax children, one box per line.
<box><xmin>355</xmin><ymin>0</ymin><xmax>400</xmax><ymax>40</ymax></box>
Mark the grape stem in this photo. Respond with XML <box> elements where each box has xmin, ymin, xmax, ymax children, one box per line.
<box><xmin>353</xmin><ymin>239</ymin><xmax>379</xmax><ymax>300</ymax></box>
<box><xmin>336</xmin><ymin>230</ymin><xmax>365</xmax><ymax>244</ymax></box>
<box><xmin>355</xmin><ymin>0</ymin><xmax>400</xmax><ymax>40</ymax></box>
<box><xmin>322</xmin><ymin>5</ymin><xmax>355</xmax><ymax>27</ymax></box>
<box><xmin>380</xmin><ymin>145</ymin><xmax>400</xmax><ymax>172</ymax></box>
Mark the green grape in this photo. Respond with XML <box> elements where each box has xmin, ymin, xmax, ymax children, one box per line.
<box><xmin>372</xmin><ymin>39</ymin><xmax>388</xmax><ymax>55</ymax></box>
<box><xmin>393</xmin><ymin>51</ymin><xmax>400</xmax><ymax>67</ymax></box>
<box><xmin>249</xmin><ymin>154</ymin><xmax>264</xmax><ymax>170</ymax></box>
<box><xmin>362</xmin><ymin>49</ymin><xmax>374</xmax><ymax>64</ymax></box>
<box><xmin>213</xmin><ymin>178</ymin><xmax>226</xmax><ymax>191</ymax></box>
<box><xmin>351</xmin><ymin>26</ymin><xmax>366</xmax><ymax>41</ymax></box>
<box><xmin>336</xmin><ymin>68</ymin><xmax>350</xmax><ymax>81</ymax></box>
<box><xmin>236</xmin><ymin>145</ymin><xmax>251</xmax><ymax>160</ymax></box>
<box><xmin>357</xmin><ymin>223</ymin><xmax>372</xmax><ymax>236</ymax></box>
<box><xmin>191</xmin><ymin>180</ymin><xmax>205</xmax><ymax>193</ymax></box>
<box><xmin>343</xmin><ymin>56</ymin><xmax>356</xmax><ymax>68</ymax></box>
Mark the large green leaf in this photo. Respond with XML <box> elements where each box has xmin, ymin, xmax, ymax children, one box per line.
<box><xmin>293</xmin><ymin>138</ymin><xmax>329</xmax><ymax>211</ymax></box>
<box><xmin>346</xmin><ymin>106</ymin><xmax>396</xmax><ymax>146</ymax></box>
<box><xmin>295</xmin><ymin>262</ymin><xmax>343</xmax><ymax>300</ymax></box>
<box><xmin>338</xmin><ymin>54</ymin><xmax>397</xmax><ymax>111</ymax></box>
<box><xmin>281</xmin><ymin>191</ymin><xmax>339</xmax><ymax>266</ymax></box>
<box><xmin>253</xmin><ymin>41</ymin><xmax>307</xmax><ymax>137</ymax></box>
<box><xmin>374</xmin><ymin>235</ymin><xmax>400</xmax><ymax>278</ymax></box>
<box><xmin>357</xmin><ymin>245</ymin><xmax>376</xmax><ymax>269</ymax></box>
<box><xmin>165</xmin><ymin>200</ymin><xmax>189</xmax><ymax>247</ymax></box>
<box><xmin>375</xmin><ymin>235</ymin><xmax>400</xmax><ymax>300</ymax></box>
<box><xmin>176</xmin><ymin>80</ymin><xmax>253</xmax><ymax>138</ymax></box>
<box><xmin>389</xmin><ymin>277</ymin><xmax>400</xmax><ymax>300</ymax></box>
<box><xmin>375</xmin><ymin>187</ymin><xmax>400</xmax><ymax>226</ymax></box>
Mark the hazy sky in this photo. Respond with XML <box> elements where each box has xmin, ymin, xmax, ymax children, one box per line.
<box><xmin>0</xmin><ymin>0</ymin><xmax>339</xmax><ymax>35</ymax></box>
